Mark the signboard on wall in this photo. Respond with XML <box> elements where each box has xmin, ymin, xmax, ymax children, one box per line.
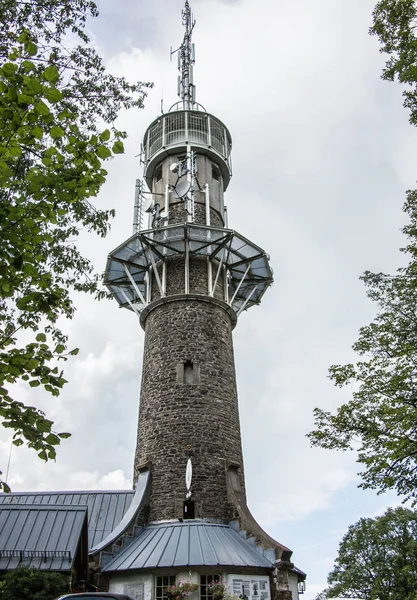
<box><xmin>229</xmin><ymin>576</ymin><xmax>270</xmax><ymax>600</ymax></box>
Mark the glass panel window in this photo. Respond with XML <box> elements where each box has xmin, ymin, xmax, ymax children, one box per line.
<box><xmin>156</xmin><ymin>575</ymin><xmax>176</xmax><ymax>600</ymax></box>
<box><xmin>200</xmin><ymin>575</ymin><xmax>222</xmax><ymax>600</ymax></box>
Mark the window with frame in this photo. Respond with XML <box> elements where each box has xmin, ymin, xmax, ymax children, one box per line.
<box><xmin>155</xmin><ymin>163</ymin><xmax>163</xmax><ymax>183</ymax></box>
<box><xmin>200</xmin><ymin>575</ymin><xmax>222</xmax><ymax>600</ymax></box>
<box><xmin>212</xmin><ymin>164</ymin><xmax>220</xmax><ymax>182</ymax></box>
<box><xmin>156</xmin><ymin>575</ymin><xmax>176</xmax><ymax>600</ymax></box>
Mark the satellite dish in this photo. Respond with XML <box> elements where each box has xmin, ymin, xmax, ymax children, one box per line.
<box><xmin>173</xmin><ymin>180</ymin><xmax>191</xmax><ymax>199</ymax></box>
<box><xmin>185</xmin><ymin>458</ymin><xmax>192</xmax><ymax>492</ymax></box>
<box><xmin>170</xmin><ymin>162</ymin><xmax>179</xmax><ymax>173</ymax></box>
<box><xmin>143</xmin><ymin>199</ymin><xmax>154</xmax><ymax>213</ymax></box>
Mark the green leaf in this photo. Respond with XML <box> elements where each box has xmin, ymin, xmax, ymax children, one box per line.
<box><xmin>42</xmin><ymin>65</ymin><xmax>59</xmax><ymax>84</ymax></box>
<box><xmin>45</xmin><ymin>433</ymin><xmax>60</xmax><ymax>445</ymax></box>
<box><xmin>45</xmin><ymin>87</ymin><xmax>62</xmax><ymax>103</ymax></box>
<box><xmin>100</xmin><ymin>129</ymin><xmax>111</xmax><ymax>142</ymax></box>
<box><xmin>36</xmin><ymin>419</ymin><xmax>52</xmax><ymax>433</ymax></box>
<box><xmin>35</xmin><ymin>333</ymin><xmax>47</xmax><ymax>342</ymax></box>
<box><xmin>50</xmin><ymin>125</ymin><xmax>65</xmax><ymax>138</ymax></box>
<box><xmin>8</xmin><ymin>145</ymin><xmax>22</xmax><ymax>158</ymax></box>
<box><xmin>96</xmin><ymin>145</ymin><xmax>112</xmax><ymax>159</ymax></box>
<box><xmin>25</xmin><ymin>41</ymin><xmax>38</xmax><ymax>56</ymax></box>
<box><xmin>2</xmin><ymin>63</ymin><xmax>18</xmax><ymax>77</ymax></box>
<box><xmin>58</xmin><ymin>432</ymin><xmax>71</xmax><ymax>439</ymax></box>
<box><xmin>112</xmin><ymin>140</ymin><xmax>124</xmax><ymax>154</ymax></box>
<box><xmin>32</xmin><ymin>125</ymin><xmax>44</xmax><ymax>140</ymax></box>
<box><xmin>35</xmin><ymin>100</ymin><xmax>50</xmax><ymax>116</ymax></box>
<box><xmin>55</xmin><ymin>344</ymin><xmax>65</xmax><ymax>354</ymax></box>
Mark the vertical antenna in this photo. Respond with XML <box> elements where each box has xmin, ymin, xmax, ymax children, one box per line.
<box><xmin>133</xmin><ymin>179</ymin><xmax>144</xmax><ymax>234</ymax></box>
<box><xmin>178</xmin><ymin>1</ymin><xmax>196</xmax><ymax>109</ymax></box>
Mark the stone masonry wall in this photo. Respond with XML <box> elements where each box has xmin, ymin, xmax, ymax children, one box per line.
<box><xmin>134</xmin><ymin>298</ymin><xmax>246</xmax><ymax>521</ymax></box>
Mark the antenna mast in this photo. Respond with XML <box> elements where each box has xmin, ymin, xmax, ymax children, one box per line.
<box><xmin>177</xmin><ymin>1</ymin><xmax>196</xmax><ymax>109</ymax></box>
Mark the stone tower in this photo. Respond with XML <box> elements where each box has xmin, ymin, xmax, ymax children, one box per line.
<box><xmin>103</xmin><ymin>3</ymin><xmax>305</xmax><ymax>599</ymax></box>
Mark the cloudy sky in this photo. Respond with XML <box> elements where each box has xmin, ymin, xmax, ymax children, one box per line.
<box><xmin>2</xmin><ymin>0</ymin><xmax>416</xmax><ymax>598</ymax></box>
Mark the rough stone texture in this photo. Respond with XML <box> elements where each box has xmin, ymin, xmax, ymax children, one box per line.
<box><xmin>168</xmin><ymin>200</ymin><xmax>223</xmax><ymax>227</ymax></box>
<box><xmin>134</xmin><ymin>298</ymin><xmax>246</xmax><ymax>521</ymax></box>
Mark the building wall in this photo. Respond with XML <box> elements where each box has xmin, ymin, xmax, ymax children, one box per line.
<box><xmin>288</xmin><ymin>573</ymin><xmax>299</xmax><ymax>600</ymax></box>
<box><xmin>134</xmin><ymin>298</ymin><xmax>245</xmax><ymax>521</ymax></box>
<box><xmin>108</xmin><ymin>571</ymin><xmax>279</xmax><ymax>600</ymax></box>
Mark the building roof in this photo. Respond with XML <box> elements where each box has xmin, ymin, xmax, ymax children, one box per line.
<box><xmin>0</xmin><ymin>504</ymin><xmax>87</xmax><ymax>571</ymax></box>
<box><xmin>102</xmin><ymin>521</ymin><xmax>275</xmax><ymax>572</ymax></box>
<box><xmin>0</xmin><ymin>490</ymin><xmax>134</xmax><ymax>549</ymax></box>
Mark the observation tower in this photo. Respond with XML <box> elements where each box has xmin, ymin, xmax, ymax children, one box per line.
<box><xmin>102</xmin><ymin>3</ymin><xmax>305</xmax><ymax>599</ymax></box>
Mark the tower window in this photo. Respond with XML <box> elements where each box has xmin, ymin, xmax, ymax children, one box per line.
<box><xmin>177</xmin><ymin>360</ymin><xmax>200</xmax><ymax>385</ymax></box>
<box><xmin>155</xmin><ymin>163</ymin><xmax>163</xmax><ymax>182</ymax></box>
<box><xmin>183</xmin><ymin>500</ymin><xmax>195</xmax><ymax>519</ymax></box>
<box><xmin>184</xmin><ymin>360</ymin><xmax>194</xmax><ymax>384</ymax></box>
<box><xmin>212</xmin><ymin>164</ymin><xmax>220</xmax><ymax>181</ymax></box>
<box><xmin>156</xmin><ymin>576</ymin><xmax>176</xmax><ymax>600</ymax></box>
<box><xmin>200</xmin><ymin>575</ymin><xmax>222</xmax><ymax>600</ymax></box>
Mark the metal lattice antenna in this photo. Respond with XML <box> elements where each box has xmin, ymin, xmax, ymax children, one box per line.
<box><xmin>177</xmin><ymin>1</ymin><xmax>196</xmax><ymax>109</ymax></box>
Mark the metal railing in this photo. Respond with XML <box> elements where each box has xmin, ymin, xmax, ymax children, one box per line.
<box><xmin>143</xmin><ymin>111</ymin><xmax>232</xmax><ymax>171</ymax></box>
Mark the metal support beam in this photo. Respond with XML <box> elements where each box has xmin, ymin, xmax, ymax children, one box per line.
<box><xmin>205</xmin><ymin>183</ymin><xmax>210</xmax><ymax>226</ymax></box>
<box><xmin>237</xmin><ymin>285</ymin><xmax>259</xmax><ymax>316</ymax></box>
<box><xmin>149</xmin><ymin>252</ymin><xmax>164</xmax><ymax>297</ymax></box>
<box><xmin>165</xmin><ymin>184</ymin><xmax>170</xmax><ymax>225</ymax></box>
<box><xmin>207</xmin><ymin>258</ymin><xmax>213</xmax><ymax>295</ymax></box>
<box><xmin>185</xmin><ymin>235</ymin><xmax>190</xmax><ymax>294</ymax></box>
<box><xmin>120</xmin><ymin>289</ymin><xmax>141</xmax><ymax>318</ymax></box>
<box><xmin>211</xmin><ymin>251</ymin><xmax>224</xmax><ymax>297</ymax></box>
<box><xmin>123</xmin><ymin>264</ymin><xmax>147</xmax><ymax>306</ymax></box>
<box><xmin>230</xmin><ymin>263</ymin><xmax>251</xmax><ymax>305</ymax></box>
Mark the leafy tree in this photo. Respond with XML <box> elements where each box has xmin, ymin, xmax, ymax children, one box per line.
<box><xmin>314</xmin><ymin>507</ymin><xmax>417</xmax><ymax>600</ymax></box>
<box><xmin>308</xmin><ymin>1</ymin><xmax>417</xmax><ymax>503</ymax></box>
<box><xmin>0</xmin><ymin>0</ymin><xmax>151</xmax><ymax>491</ymax></box>
<box><xmin>0</xmin><ymin>565</ymin><xmax>68</xmax><ymax>600</ymax></box>
<box><xmin>370</xmin><ymin>0</ymin><xmax>417</xmax><ymax>125</ymax></box>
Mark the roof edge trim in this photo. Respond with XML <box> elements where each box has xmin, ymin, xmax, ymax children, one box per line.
<box><xmin>89</xmin><ymin>468</ymin><xmax>150</xmax><ymax>556</ymax></box>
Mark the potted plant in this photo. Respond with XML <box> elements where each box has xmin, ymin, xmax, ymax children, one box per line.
<box><xmin>207</xmin><ymin>580</ymin><xmax>226</xmax><ymax>600</ymax></box>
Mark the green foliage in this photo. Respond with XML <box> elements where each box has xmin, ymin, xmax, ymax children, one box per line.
<box><xmin>308</xmin><ymin>2</ymin><xmax>417</xmax><ymax>503</ymax></box>
<box><xmin>314</xmin><ymin>507</ymin><xmax>417</xmax><ymax>600</ymax></box>
<box><xmin>0</xmin><ymin>565</ymin><xmax>68</xmax><ymax>600</ymax></box>
<box><xmin>0</xmin><ymin>0</ymin><xmax>151</xmax><ymax>491</ymax></box>
<box><xmin>370</xmin><ymin>0</ymin><xmax>417</xmax><ymax>125</ymax></box>
<box><xmin>309</xmin><ymin>192</ymin><xmax>417</xmax><ymax>502</ymax></box>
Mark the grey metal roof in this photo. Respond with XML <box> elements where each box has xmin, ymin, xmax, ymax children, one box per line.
<box><xmin>0</xmin><ymin>504</ymin><xmax>87</xmax><ymax>571</ymax></box>
<box><xmin>0</xmin><ymin>490</ymin><xmax>134</xmax><ymax>549</ymax></box>
<box><xmin>102</xmin><ymin>521</ymin><xmax>274</xmax><ymax>572</ymax></box>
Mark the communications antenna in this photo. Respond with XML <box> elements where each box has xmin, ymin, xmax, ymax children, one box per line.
<box><xmin>133</xmin><ymin>179</ymin><xmax>144</xmax><ymax>234</ymax></box>
<box><xmin>171</xmin><ymin>0</ymin><xmax>196</xmax><ymax>109</ymax></box>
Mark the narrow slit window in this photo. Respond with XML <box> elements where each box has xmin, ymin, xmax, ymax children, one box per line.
<box><xmin>177</xmin><ymin>360</ymin><xmax>200</xmax><ymax>385</ymax></box>
<box><xmin>155</xmin><ymin>163</ymin><xmax>163</xmax><ymax>183</ymax></box>
<box><xmin>212</xmin><ymin>164</ymin><xmax>220</xmax><ymax>181</ymax></box>
<box><xmin>184</xmin><ymin>360</ymin><xmax>194</xmax><ymax>384</ymax></box>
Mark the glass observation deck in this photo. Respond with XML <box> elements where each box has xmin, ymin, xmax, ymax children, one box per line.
<box><xmin>142</xmin><ymin>109</ymin><xmax>233</xmax><ymax>189</ymax></box>
<box><xmin>104</xmin><ymin>224</ymin><xmax>273</xmax><ymax>318</ymax></box>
